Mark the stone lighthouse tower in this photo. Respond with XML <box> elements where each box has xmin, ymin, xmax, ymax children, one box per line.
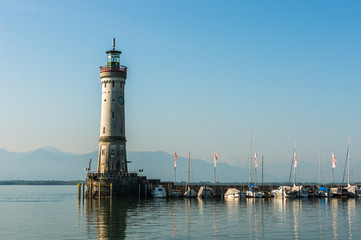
<box><xmin>86</xmin><ymin>39</ymin><xmax>159</xmax><ymax>198</ymax></box>
<box><xmin>97</xmin><ymin>38</ymin><xmax>128</xmax><ymax>174</ymax></box>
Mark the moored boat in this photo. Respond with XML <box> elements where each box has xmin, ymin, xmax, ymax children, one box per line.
<box><xmin>272</xmin><ymin>186</ymin><xmax>291</xmax><ymax>198</ymax></box>
<box><xmin>169</xmin><ymin>189</ymin><xmax>182</xmax><ymax>198</ymax></box>
<box><xmin>315</xmin><ymin>186</ymin><xmax>332</xmax><ymax>197</ymax></box>
<box><xmin>152</xmin><ymin>186</ymin><xmax>167</xmax><ymax>198</ymax></box>
<box><xmin>331</xmin><ymin>187</ymin><xmax>348</xmax><ymax>198</ymax></box>
<box><xmin>197</xmin><ymin>186</ymin><xmax>214</xmax><ymax>198</ymax></box>
<box><xmin>224</xmin><ymin>188</ymin><xmax>241</xmax><ymax>199</ymax></box>
<box><xmin>184</xmin><ymin>187</ymin><xmax>197</xmax><ymax>198</ymax></box>
<box><xmin>246</xmin><ymin>185</ymin><xmax>263</xmax><ymax>198</ymax></box>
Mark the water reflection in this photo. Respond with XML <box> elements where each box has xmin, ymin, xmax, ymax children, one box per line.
<box><xmin>245</xmin><ymin>198</ymin><xmax>267</xmax><ymax>239</ymax></box>
<box><xmin>213</xmin><ymin>199</ymin><xmax>218</xmax><ymax>239</ymax></box>
<box><xmin>78</xmin><ymin>197</ymin><xmax>360</xmax><ymax>239</ymax></box>
<box><xmin>332</xmin><ymin>199</ymin><xmax>338</xmax><ymax>239</ymax></box>
<box><xmin>173</xmin><ymin>199</ymin><xmax>177</xmax><ymax>238</ymax></box>
<box><xmin>348</xmin><ymin>199</ymin><xmax>355</xmax><ymax>239</ymax></box>
<box><xmin>186</xmin><ymin>199</ymin><xmax>190</xmax><ymax>239</ymax></box>
<box><xmin>292</xmin><ymin>199</ymin><xmax>299</xmax><ymax>239</ymax></box>
<box><xmin>84</xmin><ymin>199</ymin><xmax>137</xmax><ymax>240</ymax></box>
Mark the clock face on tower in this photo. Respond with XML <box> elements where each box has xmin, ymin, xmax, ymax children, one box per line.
<box><xmin>118</xmin><ymin>96</ymin><xmax>124</xmax><ymax>105</ymax></box>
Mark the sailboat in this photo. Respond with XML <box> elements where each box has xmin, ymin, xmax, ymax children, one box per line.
<box><xmin>245</xmin><ymin>135</ymin><xmax>263</xmax><ymax>198</ymax></box>
<box><xmin>184</xmin><ymin>152</ymin><xmax>196</xmax><ymax>198</ymax></box>
<box><xmin>314</xmin><ymin>149</ymin><xmax>331</xmax><ymax>197</ymax></box>
<box><xmin>331</xmin><ymin>136</ymin><xmax>359</xmax><ymax>198</ymax></box>
<box><xmin>343</xmin><ymin>137</ymin><xmax>361</xmax><ymax>197</ymax></box>
<box><xmin>286</xmin><ymin>144</ymin><xmax>308</xmax><ymax>198</ymax></box>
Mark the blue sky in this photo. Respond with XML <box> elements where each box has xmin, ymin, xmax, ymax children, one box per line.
<box><xmin>1</xmin><ymin>0</ymin><xmax>361</xmax><ymax>180</ymax></box>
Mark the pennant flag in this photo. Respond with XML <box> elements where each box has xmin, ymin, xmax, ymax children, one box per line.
<box><xmin>332</xmin><ymin>153</ymin><xmax>336</xmax><ymax>169</ymax></box>
<box><xmin>214</xmin><ymin>152</ymin><xmax>218</xmax><ymax>168</ymax></box>
<box><xmin>254</xmin><ymin>152</ymin><xmax>258</xmax><ymax>168</ymax></box>
<box><xmin>293</xmin><ymin>151</ymin><xmax>297</xmax><ymax>168</ymax></box>
<box><xmin>174</xmin><ymin>152</ymin><xmax>178</xmax><ymax>167</ymax></box>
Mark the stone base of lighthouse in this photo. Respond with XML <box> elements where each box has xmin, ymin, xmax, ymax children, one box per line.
<box><xmin>85</xmin><ymin>173</ymin><xmax>161</xmax><ymax>198</ymax></box>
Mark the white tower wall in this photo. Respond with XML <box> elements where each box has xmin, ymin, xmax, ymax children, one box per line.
<box><xmin>99</xmin><ymin>77</ymin><xmax>126</xmax><ymax>137</ymax></box>
<box><xmin>96</xmin><ymin>48</ymin><xmax>128</xmax><ymax>174</ymax></box>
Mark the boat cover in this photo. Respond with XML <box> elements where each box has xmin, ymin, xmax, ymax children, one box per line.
<box><xmin>318</xmin><ymin>186</ymin><xmax>328</xmax><ymax>192</ymax></box>
<box><xmin>225</xmin><ymin>188</ymin><xmax>240</xmax><ymax>195</ymax></box>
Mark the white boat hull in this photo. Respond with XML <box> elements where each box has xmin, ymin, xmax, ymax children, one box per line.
<box><xmin>152</xmin><ymin>187</ymin><xmax>167</xmax><ymax>198</ymax></box>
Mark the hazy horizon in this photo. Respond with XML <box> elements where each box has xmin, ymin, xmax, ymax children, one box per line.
<box><xmin>1</xmin><ymin>146</ymin><xmax>359</xmax><ymax>183</ymax></box>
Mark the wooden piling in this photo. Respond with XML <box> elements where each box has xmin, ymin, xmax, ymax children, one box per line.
<box><xmin>78</xmin><ymin>183</ymin><xmax>81</xmax><ymax>199</ymax></box>
<box><xmin>89</xmin><ymin>182</ymin><xmax>92</xmax><ymax>199</ymax></box>
<box><xmin>82</xmin><ymin>183</ymin><xmax>85</xmax><ymax>200</ymax></box>
<box><xmin>99</xmin><ymin>183</ymin><xmax>101</xmax><ymax>199</ymax></box>
<box><xmin>110</xmin><ymin>183</ymin><xmax>113</xmax><ymax>199</ymax></box>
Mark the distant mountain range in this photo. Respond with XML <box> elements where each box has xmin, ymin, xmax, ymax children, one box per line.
<box><xmin>0</xmin><ymin>147</ymin><xmax>359</xmax><ymax>183</ymax></box>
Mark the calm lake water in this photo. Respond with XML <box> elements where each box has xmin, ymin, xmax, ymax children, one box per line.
<box><xmin>0</xmin><ymin>185</ymin><xmax>361</xmax><ymax>239</ymax></box>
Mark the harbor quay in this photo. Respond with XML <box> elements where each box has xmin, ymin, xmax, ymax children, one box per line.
<box><xmin>81</xmin><ymin>177</ymin><xmax>359</xmax><ymax>199</ymax></box>
<box><xmin>157</xmin><ymin>183</ymin><xmax>361</xmax><ymax>198</ymax></box>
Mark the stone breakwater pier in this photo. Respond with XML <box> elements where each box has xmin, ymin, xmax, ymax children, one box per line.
<box><xmin>81</xmin><ymin>176</ymin><xmax>358</xmax><ymax>199</ymax></box>
<box><xmin>85</xmin><ymin>172</ymin><xmax>162</xmax><ymax>198</ymax></box>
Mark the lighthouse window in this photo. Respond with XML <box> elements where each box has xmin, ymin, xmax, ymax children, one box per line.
<box><xmin>103</xmin><ymin>127</ymin><xmax>105</xmax><ymax>134</ymax></box>
<box><xmin>112</xmin><ymin>112</ymin><xmax>114</xmax><ymax>118</ymax></box>
<box><xmin>112</xmin><ymin>81</ymin><xmax>114</xmax><ymax>87</ymax></box>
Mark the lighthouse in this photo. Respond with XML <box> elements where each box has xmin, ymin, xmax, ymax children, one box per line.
<box><xmin>97</xmin><ymin>38</ymin><xmax>128</xmax><ymax>174</ymax></box>
<box><xmin>85</xmin><ymin>39</ymin><xmax>161</xmax><ymax>198</ymax></box>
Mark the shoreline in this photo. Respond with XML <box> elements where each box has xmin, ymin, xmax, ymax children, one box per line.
<box><xmin>0</xmin><ymin>180</ymin><xmax>85</xmax><ymax>185</ymax></box>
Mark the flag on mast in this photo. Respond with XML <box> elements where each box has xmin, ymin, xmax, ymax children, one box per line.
<box><xmin>332</xmin><ymin>153</ymin><xmax>336</xmax><ymax>169</ymax></box>
<box><xmin>255</xmin><ymin>152</ymin><xmax>258</xmax><ymax>168</ymax></box>
<box><xmin>294</xmin><ymin>151</ymin><xmax>297</xmax><ymax>168</ymax></box>
<box><xmin>174</xmin><ymin>152</ymin><xmax>178</xmax><ymax>167</ymax></box>
<box><xmin>214</xmin><ymin>152</ymin><xmax>217</xmax><ymax>168</ymax></box>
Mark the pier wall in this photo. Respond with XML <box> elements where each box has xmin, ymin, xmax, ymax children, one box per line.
<box><xmin>83</xmin><ymin>173</ymin><xmax>357</xmax><ymax>199</ymax></box>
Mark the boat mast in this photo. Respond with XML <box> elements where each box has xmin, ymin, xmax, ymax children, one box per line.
<box><xmin>255</xmin><ymin>161</ymin><xmax>257</xmax><ymax>186</ymax></box>
<box><xmin>347</xmin><ymin>136</ymin><xmax>351</xmax><ymax>186</ymax></box>
<box><xmin>261</xmin><ymin>155</ymin><xmax>264</xmax><ymax>187</ymax></box>
<box><xmin>293</xmin><ymin>161</ymin><xmax>296</xmax><ymax>186</ymax></box>
<box><xmin>289</xmin><ymin>143</ymin><xmax>296</xmax><ymax>185</ymax></box>
<box><xmin>318</xmin><ymin>148</ymin><xmax>321</xmax><ymax>185</ymax></box>
<box><xmin>249</xmin><ymin>133</ymin><xmax>252</xmax><ymax>185</ymax></box>
<box><xmin>254</xmin><ymin>151</ymin><xmax>257</xmax><ymax>185</ymax></box>
<box><xmin>332</xmin><ymin>156</ymin><xmax>334</xmax><ymax>187</ymax></box>
<box><xmin>187</xmin><ymin>152</ymin><xmax>190</xmax><ymax>187</ymax></box>
<box><xmin>213</xmin><ymin>152</ymin><xmax>216</xmax><ymax>186</ymax></box>
<box><xmin>293</xmin><ymin>143</ymin><xmax>296</xmax><ymax>186</ymax></box>
<box><xmin>174</xmin><ymin>151</ymin><xmax>177</xmax><ymax>185</ymax></box>
<box><xmin>342</xmin><ymin>136</ymin><xmax>351</xmax><ymax>186</ymax></box>
<box><xmin>174</xmin><ymin>165</ymin><xmax>176</xmax><ymax>185</ymax></box>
